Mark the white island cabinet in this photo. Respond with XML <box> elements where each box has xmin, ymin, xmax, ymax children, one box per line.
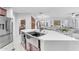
<box><xmin>21</xmin><ymin>29</ymin><xmax>79</xmax><ymax>51</ymax></box>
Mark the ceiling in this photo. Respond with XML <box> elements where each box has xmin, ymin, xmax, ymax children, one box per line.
<box><xmin>12</xmin><ymin>7</ymin><xmax>79</xmax><ymax>17</ymax></box>
<box><xmin>13</xmin><ymin>7</ymin><xmax>50</xmax><ymax>14</ymax></box>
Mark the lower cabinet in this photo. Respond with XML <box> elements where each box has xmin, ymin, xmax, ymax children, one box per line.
<box><xmin>25</xmin><ymin>42</ymin><xmax>30</xmax><ymax>51</ymax></box>
<box><xmin>30</xmin><ymin>43</ymin><xmax>39</xmax><ymax>51</ymax></box>
<box><xmin>0</xmin><ymin>33</ymin><xmax>12</xmax><ymax>49</ymax></box>
<box><xmin>25</xmin><ymin>43</ymin><xmax>40</xmax><ymax>51</ymax></box>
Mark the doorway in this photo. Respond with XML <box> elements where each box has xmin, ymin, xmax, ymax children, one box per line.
<box><xmin>19</xmin><ymin>19</ymin><xmax>25</xmax><ymax>33</ymax></box>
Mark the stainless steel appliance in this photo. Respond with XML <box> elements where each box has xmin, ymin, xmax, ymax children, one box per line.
<box><xmin>0</xmin><ymin>16</ymin><xmax>13</xmax><ymax>48</ymax></box>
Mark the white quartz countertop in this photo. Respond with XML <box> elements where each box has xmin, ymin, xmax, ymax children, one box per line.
<box><xmin>21</xmin><ymin>29</ymin><xmax>40</xmax><ymax>33</ymax></box>
<box><xmin>21</xmin><ymin>29</ymin><xmax>77</xmax><ymax>41</ymax></box>
<box><xmin>38</xmin><ymin>30</ymin><xmax>76</xmax><ymax>40</ymax></box>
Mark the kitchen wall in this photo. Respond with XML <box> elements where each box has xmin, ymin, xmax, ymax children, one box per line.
<box><xmin>15</xmin><ymin>13</ymin><xmax>31</xmax><ymax>29</ymax></box>
<box><xmin>14</xmin><ymin>13</ymin><xmax>32</xmax><ymax>39</ymax></box>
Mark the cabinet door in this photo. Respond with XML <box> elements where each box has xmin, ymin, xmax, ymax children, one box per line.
<box><xmin>30</xmin><ymin>44</ymin><xmax>39</xmax><ymax>51</ymax></box>
<box><xmin>26</xmin><ymin>43</ymin><xmax>39</xmax><ymax>51</ymax></box>
<box><xmin>25</xmin><ymin>42</ymin><xmax>31</xmax><ymax>51</ymax></box>
<box><xmin>0</xmin><ymin>7</ymin><xmax>6</xmax><ymax>16</ymax></box>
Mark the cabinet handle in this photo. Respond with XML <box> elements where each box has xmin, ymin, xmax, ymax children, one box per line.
<box><xmin>38</xmin><ymin>40</ymin><xmax>41</xmax><ymax>51</ymax></box>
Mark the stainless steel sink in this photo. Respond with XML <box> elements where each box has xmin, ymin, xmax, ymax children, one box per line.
<box><xmin>27</xmin><ymin>31</ymin><xmax>45</xmax><ymax>37</ymax></box>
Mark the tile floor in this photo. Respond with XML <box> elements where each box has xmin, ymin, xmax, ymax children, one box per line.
<box><xmin>13</xmin><ymin>35</ymin><xmax>25</xmax><ymax>51</ymax></box>
<box><xmin>0</xmin><ymin>34</ymin><xmax>25</xmax><ymax>51</ymax></box>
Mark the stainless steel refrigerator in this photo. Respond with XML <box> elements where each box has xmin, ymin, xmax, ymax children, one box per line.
<box><xmin>0</xmin><ymin>16</ymin><xmax>13</xmax><ymax>48</ymax></box>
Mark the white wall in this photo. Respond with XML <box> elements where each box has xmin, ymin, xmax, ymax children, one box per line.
<box><xmin>14</xmin><ymin>13</ymin><xmax>32</xmax><ymax>47</ymax></box>
<box><xmin>15</xmin><ymin>13</ymin><xmax>31</xmax><ymax>29</ymax></box>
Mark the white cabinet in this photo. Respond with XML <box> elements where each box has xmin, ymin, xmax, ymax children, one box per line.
<box><xmin>25</xmin><ymin>42</ymin><xmax>40</xmax><ymax>51</ymax></box>
<box><xmin>30</xmin><ymin>43</ymin><xmax>39</xmax><ymax>51</ymax></box>
<box><xmin>25</xmin><ymin>36</ymin><xmax>40</xmax><ymax>51</ymax></box>
<box><xmin>25</xmin><ymin>42</ymin><xmax>30</xmax><ymax>51</ymax></box>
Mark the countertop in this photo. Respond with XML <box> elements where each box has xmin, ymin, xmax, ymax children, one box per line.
<box><xmin>38</xmin><ymin>30</ymin><xmax>76</xmax><ymax>40</ymax></box>
<box><xmin>21</xmin><ymin>29</ymin><xmax>77</xmax><ymax>41</ymax></box>
<box><xmin>21</xmin><ymin>29</ymin><xmax>40</xmax><ymax>33</ymax></box>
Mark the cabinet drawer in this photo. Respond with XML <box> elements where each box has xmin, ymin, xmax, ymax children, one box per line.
<box><xmin>28</xmin><ymin>38</ymin><xmax>39</xmax><ymax>48</ymax></box>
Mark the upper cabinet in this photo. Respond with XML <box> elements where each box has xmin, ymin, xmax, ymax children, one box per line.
<box><xmin>0</xmin><ymin>7</ymin><xmax>7</xmax><ymax>16</ymax></box>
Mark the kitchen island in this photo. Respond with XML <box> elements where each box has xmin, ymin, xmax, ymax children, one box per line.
<box><xmin>21</xmin><ymin>29</ymin><xmax>79</xmax><ymax>51</ymax></box>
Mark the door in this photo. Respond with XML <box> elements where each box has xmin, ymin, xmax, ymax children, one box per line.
<box><xmin>31</xmin><ymin>16</ymin><xmax>35</xmax><ymax>29</ymax></box>
<box><xmin>19</xmin><ymin>20</ymin><xmax>25</xmax><ymax>33</ymax></box>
